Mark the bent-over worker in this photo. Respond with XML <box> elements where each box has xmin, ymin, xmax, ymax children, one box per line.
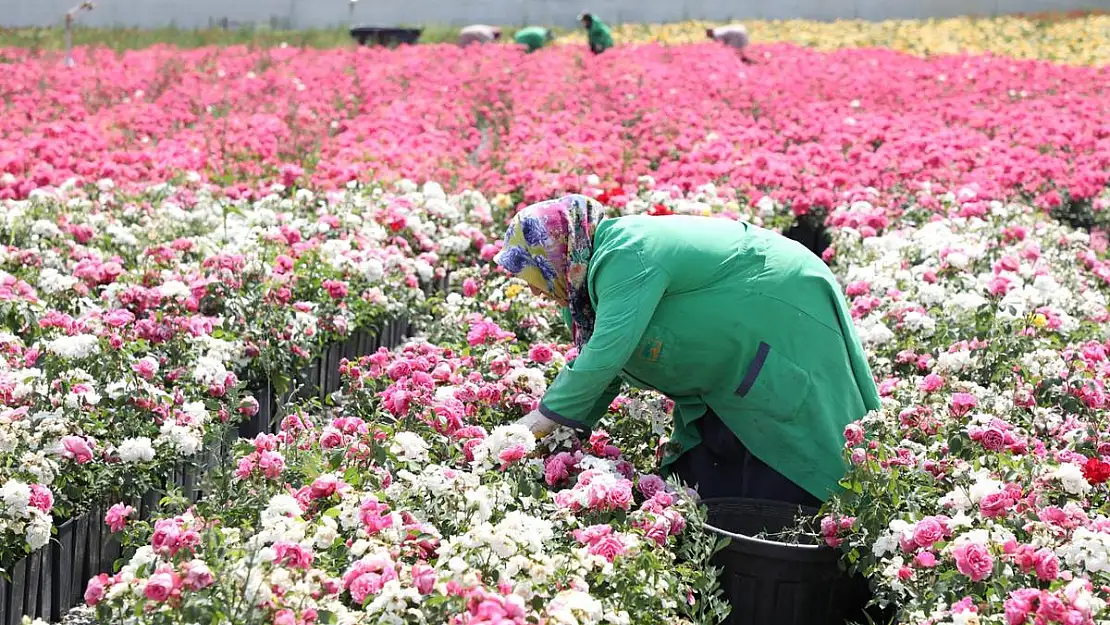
<box><xmin>495</xmin><ymin>195</ymin><xmax>881</xmax><ymax>507</ymax></box>
<box><xmin>577</xmin><ymin>13</ymin><xmax>613</xmax><ymax>55</ymax></box>
<box><xmin>458</xmin><ymin>24</ymin><xmax>502</xmax><ymax>47</ymax></box>
<box><xmin>514</xmin><ymin>26</ymin><xmax>554</xmax><ymax>52</ymax></box>
<box><xmin>707</xmin><ymin>23</ymin><xmax>753</xmax><ymax>63</ymax></box>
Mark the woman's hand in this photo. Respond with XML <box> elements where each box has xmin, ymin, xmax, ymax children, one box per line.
<box><xmin>516</xmin><ymin>410</ymin><xmax>561</xmax><ymax>438</ymax></box>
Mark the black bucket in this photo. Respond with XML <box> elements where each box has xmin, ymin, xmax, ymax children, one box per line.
<box><xmin>783</xmin><ymin>217</ymin><xmax>831</xmax><ymax>258</ymax></box>
<box><xmin>349</xmin><ymin>26</ymin><xmax>423</xmax><ymax>47</ymax></box>
<box><xmin>702</xmin><ymin>498</ymin><xmax>874</xmax><ymax>625</ymax></box>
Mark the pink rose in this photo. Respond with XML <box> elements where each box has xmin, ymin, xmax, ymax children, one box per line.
<box><xmin>28</xmin><ymin>484</ymin><xmax>53</xmax><ymax>513</ymax></box>
<box><xmin>322</xmin><ymin>279</ymin><xmax>348</xmax><ymax>300</ymax></box>
<box><xmin>915</xmin><ymin>551</ymin><xmax>938</xmax><ymax>568</ymax></box>
<box><xmin>606</xmin><ymin>480</ymin><xmax>634</xmax><ymax>510</ymax></box>
<box><xmin>234</xmin><ymin>456</ymin><xmax>255</xmax><ymax>479</ymax></box>
<box><xmin>104</xmin><ymin>503</ymin><xmax>135</xmax><ymax>533</ymax></box>
<box><xmin>919</xmin><ymin>373</ymin><xmax>944</xmax><ymax>393</ymax></box>
<box><xmin>84</xmin><ymin>574</ymin><xmax>108</xmax><ymax>605</ymax></box>
<box><xmin>319</xmin><ymin>428</ymin><xmax>344</xmax><ymax>449</ymax></box>
<box><xmin>554</xmin><ymin>489</ymin><xmax>580</xmax><ymax>511</ymax></box>
<box><xmin>412</xmin><ymin>564</ymin><xmax>436</xmax><ymax>595</ymax></box>
<box><xmin>143</xmin><ymin>572</ymin><xmax>177</xmax><ymax>602</ymax></box>
<box><xmin>462</xmin><ymin>278</ymin><xmax>480</xmax><ymax>297</ymax></box>
<box><xmin>979</xmin><ymin>492</ymin><xmax>1013</xmax><ymax>518</ymax></box>
<box><xmin>310</xmin><ymin>474</ymin><xmax>340</xmax><ymax>499</ymax></box>
<box><xmin>479</xmin><ymin>244</ymin><xmax>498</xmax><ymax>261</ymax></box>
<box><xmin>349</xmin><ymin>570</ymin><xmax>395</xmax><ymax>604</ymax></box>
<box><xmin>258</xmin><ymin>450</ymin><xmax>285</xmax><ymax>479</ymax></box>
<box><xmin>237</xmin><ymin>396</ymin><xmax>259</xmax><ymax>417</ymax></box>
<box><xmin>61</xmin><ymin>435</ymin><xmax>94</xmax><ymax>464</ymax></box>
<box><xmin>573</xmin><ymin>524</ymin><xmax>613</xmax><ymax>544</ymax></box>
<box><xmin>274</xmin><ymin>542</ymin><xmax>314</xmax><ymax>570</ymax></box>
<box><xmin>979</xmin><ymin>427</ymin><xmax>1007</xmax><ymax>451</ymax></box>
<box><xmin>644</xmin><ymin>519</ymin><xmax>670</xmax><ymax>546</ymax></box>
<box><xmin>1037</xmin><ymin>594</ymin><xmax>1067</xmax><ymax>622</ymax></box>
<box><xmin>497</xmin><ymin>444</ymin><xmax>527</xmax><ymax>467</ymax></box>
<box><xmin>912</xmin><ymin>518</ymin><xmax>945</xmax><ymax>548</ymax></box>
<box><xmin>528</xmin><ymin>344</ymin><xmax>554</xmax><ymax>364</ymax></box>
<box><xmin>274</xmin><ymin>609</ymin><xmax>296</xmax><ymax>625</ymax></box>
<box><xmin>953</xmin><ymin>542</ymin><xmax>994</xmax><ymax>582</ymax></box>
<box><xmin>151</xmin><ymin>519</ymin><xmax>182</xmax><ymax>554</ymax></box>
<box><xmin>132</xmin><ymin>356</ymin><xmax>159</xmax><ymax>380</ymax></box>
<box><xmin>587</xmin><ymin>534</ymin><xmax>628</xmax><ymax>562</ymax></box>
<box><xmin>1004</xmin><ymin>589</ymin><xmax>1039</xmax><ymax>625</ymax></box>
<box><xmin>103</xmin><ymin>309</ymin><xmax>135</xmax><ymax>327</ymax></box>
<box><xmin>843</xmin><ymin>422</ymin><xmax>865</xmax><ymax>445</ymax></box>
<box><xmin>950</xmin><ymin>392</ymin><xmax>978</xmax><ymax>417</ymax></box>
<box><xmin>386</xmin><ymin>361</ymin><xmax>412</xmax><ymax>381</ymax></box>
<box><xmin>544</xmin><ymin>456</ymin><xmax>570</xmax><ymax>486</ymax></box>
<box><xmin>182</xmin><ymin>560</ymin><xmax>214</xmax><ymax>590</ymax></box>
<box><xmin>1034</xmin><ymin>549</ymin><xmax>1059</xmax><ymax>581</ymax></box>
<box><xmin>951</xmin><ymin>597</ymin><xmax>977</xmax><ymax>614</ymax></box>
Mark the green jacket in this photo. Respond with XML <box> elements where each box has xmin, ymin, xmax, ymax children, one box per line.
<box><xmin>586</xmin><ymin>19</ymin><xmax>613</xmax><ymax>53</ymax></box>
<box><xmin>539</xmin><ymin>215</ymin><xmax>881</xmax><ymax>501</ymax></box>
<box><xmin>514</xmin><ymin>27</ymin><xmax>549</xmax><ymax>52</ymax></box>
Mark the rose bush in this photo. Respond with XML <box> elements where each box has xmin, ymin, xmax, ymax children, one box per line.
<box><xmin>0</xmin><ymin>178</ymin><xmax>500</xmax><ymax>568</ymax></box>
<box><xmin>85</xmin><ymin>287</ymin><xmax>727</xmax><ymax>625</ymax></box>
<box><xmin>821</xmin><ymin>194</ymin><xmax>1110</xmax><ymax>624</ymax></box>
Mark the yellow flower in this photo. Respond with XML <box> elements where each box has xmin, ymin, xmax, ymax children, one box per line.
<box><xmin>505</xmin><ymin>283</ymin><xmax>524</xmax><ymax>300</ymax></box>
<box><xmin>1032</xmin><ymin>313</ymin><xmax>1047</xmax><ymax>328</ymax></box>
<box><xmin>492</xmin><ymin>194</ymin><xmax>514</xmax><ymax>210</ymax></box>
<box><xmin>556</xmin><ymin>13</ymin><xmax>1110</xmax><ymax>65</ymax></box>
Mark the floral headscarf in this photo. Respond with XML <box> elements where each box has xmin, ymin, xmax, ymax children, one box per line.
<box><xmin>494</xmin><ymin>195</ymin><xmax>606</xmax><ymax>348</ymax></box>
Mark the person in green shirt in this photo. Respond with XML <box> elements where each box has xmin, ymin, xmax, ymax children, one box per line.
<box><xmin>495</xmin><ymin>195</ymin><xmax>881</xmax><ymax>506</ymax></box>
<box><xmin>577</xmin><ymin>13</ymin><xmax>613</xmax><ymax>54</ymax></box>
<box><xmin>513</xmin><ymin>26</ymin><xmax>554</xmax><ymax>52</ymax></box>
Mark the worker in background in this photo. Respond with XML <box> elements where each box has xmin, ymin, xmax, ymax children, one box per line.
<box><xmin>514</xmin><ymin>26</ymin><xmax>555</xmax><ymax>52</ymax></box>
<box><xmin>707</xmin><ymin>23</ymin><xmax>754</xmax><ymax>63</ymax></box>
<box><xmin>458</xmin><ymin>24</ymin><xmax>502</xmax><ymax>47</ymax></box>
<box><xmin>578</xmin><ymin>13</ymin><xmax>613</xmax><ymax>54</ymax></box>
<box><xmin>499</xmin><ymin>195</ymin><xmax>882</xmax><ymax>506</ymax></box>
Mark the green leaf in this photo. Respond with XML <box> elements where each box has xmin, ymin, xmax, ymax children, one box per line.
<box><xmin>947</xmin><ymin>434</ymin><xmax>965</xmax><ymax>455</ymax></box>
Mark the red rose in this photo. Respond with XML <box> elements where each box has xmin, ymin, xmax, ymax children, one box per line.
<box><xmin>1082</xmin><ymin>457</ymin><xmax>1110</xmax><ymax>485</ymax></box>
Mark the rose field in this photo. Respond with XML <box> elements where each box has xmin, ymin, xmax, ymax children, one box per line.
<box><xmin>2</xmin><ymin>15</ymin><xmax>1110</xmax><ymax>625</ymax></box>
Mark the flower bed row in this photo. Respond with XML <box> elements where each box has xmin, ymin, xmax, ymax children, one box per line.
<box><xmin>0</xmin><ymin>179</ymin><xmax>500</xmax><ymax>622</ymax></box>
<box><xmin>559</xmin><ymin>14</ymin><xmax>1110</xmax><ymax>65</ymax></box>
<box><xmin>80</xmin><ymin>277</ymin><xmax>728</xmax><ymax>625</ymax></box>
<box><xmin>46</xmin><ymin>181</ymin><xmax>1110</xmax><ymax>625</ymax></box>
<box><xmin>818</xmin><ymin>196</ymin><xmax>1110</xmax><ymax>624</ymax></box>
<box><xmin>2</xmin><ymin>44</ymin><xmax>1109</xmax><ymax>230</ymax></box>
<box><xmin>1</xmin><ymin>318</ymin><xmax>416</xmax><ymax>624</ymax></box>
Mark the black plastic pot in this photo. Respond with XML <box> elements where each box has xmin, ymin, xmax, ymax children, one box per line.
<box><xmin>702</xmin><ymin>498</ymin><xmax>874</xmax><ymax>625</ymax></box>
<box><xmin>349</xmin><ymin>26</ymin><xmax>423</xmax><ymax>47</ymax></box>
<box><xmin>783</xmin><ymin>218</ymin><xmax>831</xmax><ymax>258</ymax></box>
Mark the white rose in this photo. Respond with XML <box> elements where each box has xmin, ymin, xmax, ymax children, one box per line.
<box><xmin>117</xmin><ymin>437</ymin><xmax>156</xmax><ymax>463</ymax></box>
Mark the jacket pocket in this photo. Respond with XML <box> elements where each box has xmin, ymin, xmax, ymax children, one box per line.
<box><xmin>734</xmin><ymin>342</ymin><xmax>812</xmax><ymax>420</ymax></box>
<box><xmin>622</xmin><ymin>326</ymin><xmax>682</xmax><ymax>395</ymax></box>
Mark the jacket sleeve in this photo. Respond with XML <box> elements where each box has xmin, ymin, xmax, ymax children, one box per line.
<box><xmin>539</xmin><ymin>250</ymin><xmax>669</xmax><ymax>432</ymax></box>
